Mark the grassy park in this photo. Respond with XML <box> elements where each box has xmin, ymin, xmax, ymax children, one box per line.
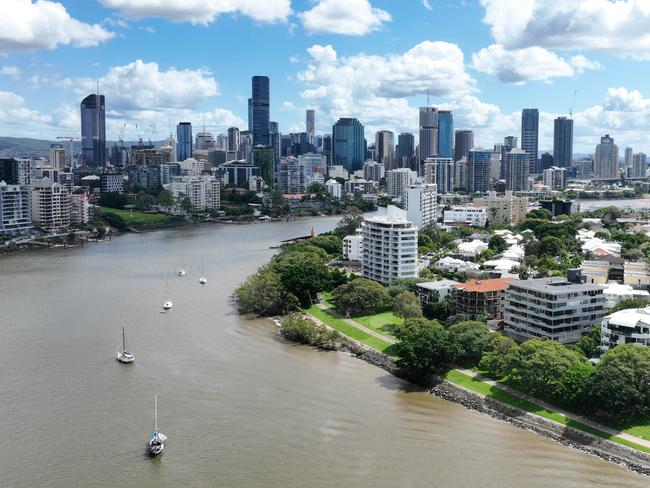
<box><xmin>99</xmin><ymin>207</ymin><xmax>183</xmax><ymax>227</ymax></box>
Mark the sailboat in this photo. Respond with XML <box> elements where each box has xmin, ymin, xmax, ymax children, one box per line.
<box><xmin>147</xmin><ymin>394</ymin><xmax>166</xmax><ymax>456</ymax></box>
<box><xmin>177</xmin><ymin>269</ymin><xmax>186</xmax><ymax>277</ymax></box>
<box><xmin>162</xmin><ymin>279</ymin><xmax>173</xmax><ymax>310</ymax></box>
<box><xmin>116</xmin><ymin>326</ymin><xmax>134</xmax><ymax>363</ymax></box>
<box><xmin>199</xmin><ymin>258</ymin><xmax>207</xmax><ymax>285</ymax></box>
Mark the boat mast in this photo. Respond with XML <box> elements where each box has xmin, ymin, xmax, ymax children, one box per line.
<box><xmin>122</xmin><ymin>326</ymin><xmax>126</xmax><ymax>353</ymax></box>
<box><xmin>154</xmin><ymin>394</ymin><xmax>158</xmax><ymax>434</ymax></box>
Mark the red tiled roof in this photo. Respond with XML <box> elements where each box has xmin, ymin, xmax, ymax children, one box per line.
<box><xmin>452</xmin><ymin>278</ymin><xmax>514</xmax><ymax>293</ymax></box>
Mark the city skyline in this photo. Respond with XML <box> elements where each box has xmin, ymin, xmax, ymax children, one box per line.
<box><xmin>0</xmin><ymin>1</ymin><xmax>650</xmax><ymax>153</ymax></box>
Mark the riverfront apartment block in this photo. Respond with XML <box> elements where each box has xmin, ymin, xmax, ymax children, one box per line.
<box><xmin>473</xmin><ymin>191</ymin><xmax>528</xmax><ymax>225</ymax></box>
<box><xmin>166</xmin><ymin>175</ymin><xmax>220</xmax><ymax>212</ymax></box>
<box><xmin>601</xmin><ymin>306</ymin><xmax>650</xmax><ymax>351</ymax></box>
<box><xmin>504</xmin><ymin>277</ymin><xmax>606</xmax><ymax>344</ymax></box>
<box><xmin>31</xmin><ymin>178</ymin><xmax>71</xmax><ymax>232</ymax></box>
<box><xmin>0</xmin><ymin>181</ymin><xmax>32</xmax><ymax>235</ymax></box>
<box><xmin>403</xmin><ymin>182</ymin><xmax>437</xmax><ymax>229</ymax></box>
<box><xmin>451</xmin><ymin>278</ymin><xmax>513</xmax><ymax>322</ymax></box>
<box><xmin>361</xmin><ymin>206</ymin><xmax>418</xmax><ymax>285</ymax></box>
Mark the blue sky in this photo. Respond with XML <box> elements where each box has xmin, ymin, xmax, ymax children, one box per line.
<box><xmin>1</xmin><ymin>0</ymin><xmax>650</xmax><ymax>153</ymax></box>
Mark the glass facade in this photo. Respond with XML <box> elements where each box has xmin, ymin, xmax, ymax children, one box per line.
<box><xmin>250</xmin><ymin>76</ymin><xmax>270</xmax><ymax>146</ymax></box>
<box><xmin>332</xmin><ymin>118</ymin><xmax>365</xmax><ymax>172</ymax></box>
<box><xmin>437</xmin><ymin>110</ymin><xmax>453</xmax><ymax>159</ymax></box>
<box><xmin>80</xmin><ymin>94</ymin><xmax>106</xmax><ymax>167</ymax></box>
<box><xmin>176</xmin><ymin>122</ymin><xmax>193</xmax><ymax>161</ymax></box>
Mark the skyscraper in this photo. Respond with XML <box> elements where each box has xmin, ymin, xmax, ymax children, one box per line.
<box><xmin>454</xmin><ymin>129</ymin><xmax>473</xmax><ymax>162</ymax></box>
<box><xmin>176</xmin><ymin>122</ymin><xmax>193</xmax><ymax>161</ymax></box>
<box><xmin>437</xmin><ymin>110</ymin><xmax>453</xmax><ymax>159</ymax></box>
<box><xmin>397</xmin><ymin>133</ymin><xmax>415</xmax><ymax>168</ymax></box>
<box><xmin>269</xmin><ymin>121</ymin><xmax>280</xmax><ymax>161</ymax></box>
<box><xmin>253</xmin><ymin>145</ymin><xmax>275</xmax><ymax>187</ymax></box>
<box><xmin>80</xmin><ymin>94</ymin><xmax>106</xmax><ymax>167</ymax></box>
<box><xmin>594</xmin><ymin>135</ymin><xmax>619</xmax><ymax>179</ymax></box>
<box><xmin>632</xmin><ymin>153</ymin><xmax>647</xmax><ymax>178</ymax></box>
<box><xmin>249</xmin><ymin>76</ymin><xmax>270</xmax><ymax>146</ymax></box>
<box><xmin>624</xmin><ymin>147</ymin><xmax>634</xmax><ymax>169</ymax></box>
<box><xmin>553</xmin><ymin>117</ymin><xmax>573</xmax><ymax>168</ymax></box>
<box><xmin>332</xmin><ymin>118</ymin><xmax>365</xmax><ymax>172</ymax></box>
<box><xmin>306</xmin><ymin>109</ymin><xmax>315</xmax><ymax>143</ymax></box>
<box><xmin>228</xmin><ymin>127</ymin><xmax>240</xmax><ymax>152</ymax></box>
<box><xmin>419</xmin><ymin>107</ymin><xmax>438</xmax><ymax>160</ymax></box>
<box><xmin>504</xmin><ymin>148</ymin><xmax>529</xmax><ymax>191</ymax></box>
<box><xmin>467</xmin><ymin>149</ymin><xmax>492</xmax><ymax>194</ymax></box>
<box><xmin>375</xmin><ymin>130</ymin><xmax>395</xmax><ymax>170</ymax></box>
<box><xmin>521</xmin><ymin>108</ymin><xmax>539</xmax><ymax>174</ymax></box>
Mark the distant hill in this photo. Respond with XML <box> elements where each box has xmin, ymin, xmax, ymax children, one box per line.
<box><xmin>0</xmin><ymin>137</ymin><xmax>165</xmax><ymax>160</ymax></box>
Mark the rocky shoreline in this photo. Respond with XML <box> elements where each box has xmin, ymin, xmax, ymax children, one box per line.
<box><xmin>332</xmin><ymin>337</ymin><xmax>650</xmax><ymax>477</ymax></box>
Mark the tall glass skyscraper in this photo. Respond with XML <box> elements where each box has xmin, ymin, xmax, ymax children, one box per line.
<box><xmin>80</xmin><ymin>94</ymin><xmax>106</xmax><ymax>167</ymax></box>
<box><xmin>419</xmin><ymin>107</ymin><xmax>438</xmax><ymax>160</ymax></box>
<box><xmin>306</xmin><ymin>109</ymin><xmax>315</xmax><ymax>143</ymax></box>
<box><xmin>521</xmin><ymin>108</ymin><xmax>539</xmax><ymax>174</ymax></box>
<box><xmin>249</xmin><ymin>76</ymin><xmax>270</xmax><ymax>146</ymax></box>
<box><xmin>467</xmin><ymin>149</ymin><xmax>492</xmax><ymax>194</ymax></box>
<box><xmin>269</xmin><ymin>121</ymin><xmax>280</xmax><ymax>161</ymax></box>
<box><xmin>553</xmin><ymin>117</ymin><xmax>573</xmax><ymax>168</ymax></box>
<box><xmin>227</xmin><ymin>127</ymin><xmax>240</xmax><ymax>152</ymax></box>
<box><xmin>375</xmin><ymin>130</ymin><xmax>395</xmax><ymax>170</ymax></box>
<box><xmin>454</xmin><ymin>129</ymin><xmax>473</xmax><ymax>162</ymax></box>
<box><xmin>176</xmin><ymin>122</ymin><xmax>193</xmax><ymax>161</ymax></box>
<box><xmin>437</xmin><ymin>110</ymin><xmax>453</xmax><ymax>159</ymax></box>
<box><xmin>332</xmin><ymin>118</ymin><xmax>364</xmax><ymax>172</ymax></box>
<box><xmin>397</xmin><ymin>133</ymin><xmax>415</xmax><ymax>167</ymax></box>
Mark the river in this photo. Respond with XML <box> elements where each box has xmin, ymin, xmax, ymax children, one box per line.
<box><xmin>0</xmin><ymin>217</ymin><xmax>647</xmax><ymax>487</ymax></box>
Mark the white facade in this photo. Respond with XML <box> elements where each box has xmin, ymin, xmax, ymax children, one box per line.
<box><xmin>166</xmin><ymin>175</ymin><xmax>220</xmax><ymax>212</ymax></box>
<box><xmin>179</xmin><ymin>158</ymin><xmax>205</xmax><ymax>176</ymax></box>
<box><xmin>325</xmin><ymin>179</ymin><xmax>342</xmax><ymax>199</ymax></box>
<box><xmin>342</xmin><ymin>233</ymin><xmax>362</xmax><ymax>261</ymax></box>
<box><xmin>386</xmin><ymin>168</ymin><xmax>414</xmax><ymax>198</ymax></box>
<box><xmin>543</xmin><ymin>166</ymin><xmax>567</xmax><ymax>190</ymax></box>
<box><xmin>361</xmin><ymin>206</ymin><xmax>418</xmax><ymax>285</ymax></box>
<box><xmin>434</xmin><ymin>256</ymin><xmax>480</xmax><ymax>274</ymax></box>
<box><xmin>328</xmin><ymin>165</ymin><xmax>349</xmax><ymax>181</ymax></box>
<box><xmin>443</xmin><ymin>206</ymin><xmax>487</xmax><ymax>227</ymax></box>
<box><xmin>403</xmin><ymin>182</ymin><xmax>437</xmax><ymax>229</ymax></box>
<box><xmin>31</xmin><ymin>178</ymin><xmax>70</xmax><ymax>231</ymax></box>
<box><xmin>70</xmin><ymin>192</ymin><xmax>90</xmax><ymax>225</ymax></box>
<box><xmin>0</xmin><ymin>181</ymin><xmax>32</xmax><ymax>235</ymax></box>
<box><xmin>601</xmin><ymin>306</ymin><xmax>650</xmax><ymax>351</ymax></box>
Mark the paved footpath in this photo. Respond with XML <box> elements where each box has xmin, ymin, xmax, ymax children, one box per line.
<box><xmin>314</xmin><ymin>303</ymin><xmax>396</xmax><ymax>344</ymax></box>
<box><xmin>456</xmin><ymin>367</ymin><xmax>650</xmax><ymax>450</ymax></box>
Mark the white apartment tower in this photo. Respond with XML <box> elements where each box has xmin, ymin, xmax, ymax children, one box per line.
<box><xmin>386</xmin><ymin>168</ymin><xmax>414</xmax><ymax>198</ymax></box>
<box><xmin>0</xmin><ymin>181</ymin><xmax>32</xmax><ymax>235</ymax></box>
<box><xmin>403</xmin><ymin>182</ymin><xmax>437</xmax><ymax>229</ymax></box>
<box><xmin>31</xmin><ymin>178</ymin><xmax>70</xmax><ymax>231</ymax></box>
<box><xmin>361</xmin><ymin>206</ymin><xmax>418</xmax><ymax>285</ymax></box>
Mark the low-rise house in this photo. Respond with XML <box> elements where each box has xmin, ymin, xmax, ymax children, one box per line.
<box><xmin>443</xmin><ymin>206</ymin><xmax>487</xmax><ymax>228</ymax></box>
<box><xmin>502</xmin><ymin>245</ymin><xmax>524</xmax><ymax>261</ymax></box>
<box><xmin>624</xmin><ymin>262</ymin><xmax>650</xmax><ymax>289</ymax></box>
<box><xmin>601</xmin><ymin>306</ymin><xmax>650</xmax><ymax>351</ymax></box>
<box><xmin>483</xmin><ymin>258</ymin><xmax>520</xmax><ymax>273</ymax></box>
<box><xmin>504</xmin><ymin>277</ymin><xmax>606</xmax><ymax>344</ymax></box>
<box><xmin>581</xmin><ymin>238</ymin><xmax>621</xmax><ymax>257</ymax></box>
<box><xmin>451</xmin><ymin>278</ymin><xmax>514</xmax><ymax>321</ymax></box>
<box><xmin>457</xmin><ymin>239</ymin><xmax>488</xmax><ymax>257</ymax></box>
<box><xmin>415</xmin><ymin>280</ymin><xmax>459</xmax><ymax>304</ymax></box>
<box><xmin>602</xmin><ymin>283</ymin><xmax>650</xmax><ymax>309</ymax></box>
<box><xmin>434</xmin><ymin>256</ymin><xmax>480</xmax><ymax>274</ymax></box>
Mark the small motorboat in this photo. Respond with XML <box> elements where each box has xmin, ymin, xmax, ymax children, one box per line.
<box><xmin>163</xmin><ymin>301</ymin><xmax>173</xmax><ymax>310</ymax></box>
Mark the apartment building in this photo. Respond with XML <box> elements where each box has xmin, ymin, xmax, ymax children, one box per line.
<box><xmin>403</xmin><ymin>182</ymin><xmax>437</xmax><ymax>229</ymax></box>
<box><xmin>472</xmin><ymin>191</ymin><xmax>528</xmax><ymax>225</ymax></box>
<box><xmin>504</xmin><ymin>277</ymin><xmax>606</xmax><ymax>344</ymax></box>
<box><xmin>443</xmin><ymin>206</ymin><xmax>487</xmax><ymax>227</ymax></box>
<box><xmin>31</xmin><ymin>178</ymin><xmax>70</xmax><ymax>232</ymax></box>
<box><xmin>361</xmin><ymin>206</ymin><xmax>418</xmax><ymax>285</ymax></box>
<box><xmin>386</xmin><ymin>168</ymin><xmax>414</xmax><ymax>198</ymax></box>
<box><xmin>451</xmin><ymin>278</ymin><xmax>514</xmax><ymax>321</ymax></box>
<box><xmin>601</xmin><ymin>306</ymin><xmax>650</xmax><ymax>352</ymax></box>
<box><xmin>70</xmin><ymin>192</ymin><xmax>90</xmax><ymax>225</ymax></box>
<box><xmin>0</xmin><ymin>181</ymin><xmax>32</xmax><ymax>235</ymax></box>
<box><xmin>166</xmin><ymin>175</ymin><xmax>220</xmax><ymax>212</ymax></box>
<box><xmin>342</xmin><ymin>231</ymin><xmax>362</xmax><ymax>261</ymax></box>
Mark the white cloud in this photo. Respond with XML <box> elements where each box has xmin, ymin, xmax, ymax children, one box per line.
<box><xmin>299</xmin><ymin>0</ymin><xmax>391</xmax><ymax>35</ymax></box>
<box><xmin>480</xmin><ymin>0</ymin><xmax>650</xmax><ymax>59</ymax></box>
<box><xmin>471</xmin><ymin>44</ymin><xmax>601</xmax><ymax>83</ymax></box>
<box><xmin>422</xmin><ymin>0</ymin><xmax>432</xmax><ymax>10</ymax></box>
<box><xmin>0</xmin><ymin>66</ymin><xmax>22</xmax><ymax>77</ymax></box>
<box><xmin>101</xmin><ymin>0</ymin><xmax>292</xmax><ymax>25</ymax></box>
<box><xmin>0</xmin><ymin>90</ymin><xmax>54</xmax><ymax>138</ymax></box>
<box><xmin>0</xmin><ymin>0</ymin><xmax>114</xmax><ymax>53</ymax></box>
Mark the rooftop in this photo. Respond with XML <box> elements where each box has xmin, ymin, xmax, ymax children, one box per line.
<box><xmin>508</xmin><ymin>277</ymin><xmax>604</xmax><ymax>293</ymax></box>
<box><xmin>607</xmin><ymin>306</ymin><xmax>650</xmax><ymax>328</ymax></box>
<box><xmin>453</xmin><ymin>278</ymin><xmax>514</xmax><ymax>293</ymax></box>
<box><xmin>416</xmin><ymin>280</ymin><xmax>459</xmax><ymax>291</ymax></box>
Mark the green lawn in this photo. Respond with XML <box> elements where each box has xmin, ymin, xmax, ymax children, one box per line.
<box><xmin>99</xmin><ymin>207</ymin><xmax>182</xmax><ymax>226</ymax></box>
<box><xmin>353</xmin><ymin>311</ymin><xmax>403</xmax><ymax>339</ymax></box>
<box><xmin>444</xmin><ymin>369</ymin><xmax>650</xmax><ymax>454</ymax></box>
<box><xmin>607</xmin><ymin>417</ymin><xmax>650</xmax><ymax>442</ymax></box>
<box><xmin>306</xmin><ymin>305</ymin><xmax>396</xmax><ymax>356</ymax></box>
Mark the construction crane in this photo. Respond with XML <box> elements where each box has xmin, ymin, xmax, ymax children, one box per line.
<box><xmin>56</xmin><ymin>136</ymin><xmax>80</xmax><ymax>168</ymax></box>
<box><xmin>118</xmin><ymin>123</ymin><xmax>126</xmax><ymax>145</ymax></box>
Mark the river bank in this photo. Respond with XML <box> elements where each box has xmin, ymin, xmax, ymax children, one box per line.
<box><xmin>293</xmin><ymin>317</ymin><xmax>650</xmax><ymax>477</ymax></box>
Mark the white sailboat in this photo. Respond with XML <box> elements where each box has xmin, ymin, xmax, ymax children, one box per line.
<box><xmin>116</xmin><ymin>326</ymin><xmax>134</xmax><ymax>363</ymax></box>
<box><xmin>147</xmin><ymin>394</ymin><xmax>166</xmax><ymax>456</ymax></box>
<box><xmin>199</xmin><ymin>258</ymin><xmax>207</xmax><ymax>285</ymax></box>
<box><xmin>162</xmin><ymin>279</ymin><xmax>173</xmax><ymax>310</ymax></box>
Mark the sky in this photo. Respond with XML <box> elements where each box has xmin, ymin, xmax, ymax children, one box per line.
<box><xmin>1</xmin><ymin>0</ymin><xmax>650</xmax><ymax>153</ymax></box>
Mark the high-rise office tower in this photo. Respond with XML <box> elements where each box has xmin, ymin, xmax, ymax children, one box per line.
<box><xmin>322</xmin><ymin>134</ymin><xmax>332</xmax><ymax>167</ymax></box>
<box><xmin>269</xmin><ymin>121</ymin><xmax>280</xmax><ymax>161</ymax></box>
<box><xmin>176</xmin><ymin>122</ymin><xmax>193</xmax><ymax>161</ymax></box>
<box><xmin>467</xmin><ymin>149</ymin><xmax>492</xmax><ymax>194</ymax></box>
<box><xmin>454</xmin><ymin>130</ymin><xmax>473</xmax><ymax>162</ymax></box>
<box><xmin>624</xmin><ymin>147</ymin><xmax>634</xmax><ymax>169</ymax></box>
<box><xmin>249</xmin><ymin>76</ymin><xmax>270</xmax><ymax>146</ymax></box>
<box><xmin>80</xmin><ymin>94</ymin><xmax>106</xmax><ymax>167</ymax></box>
<box><xmin>332</xmin><ymin>118</ymin><xmax>365</xmax><ymax>172</ymax></box>
<box><xmin>594</xmin><ymin>134</ymin><xmax>619</xmax><ymax>179</ymax></box>
<box><xmin>252</xmin><ymin>145</ymin><xmax>275</xmax><ymax>187</ymax></box>
<box><xmin>195</xmin><ymin>132</ymin><xmax>215</xmax><ymax>151</ymax></box>
<box><xmin>397</xmin><ymin>133</ymin><xmax>415</xmax><ymax>168</ymax></box>
<box><xmin>306</xmin><ymin>109</ymin><xmax>315</xmax><ymax>143</ymax></box>
<box><xmin>632</xmin><ymin>153</ymin><xmax>647</xmax><ymax>178</ymax></box>
<box><xmin>437</xmin><ymin>110</ymin><xmax>453</xmax><ymax>159</ymax></box>
<box><xmin>500</xmin><ymin>136</ymin><xmax>517</xmax><ymax>179</ymax></box>
<box><xmin>553</xmin><ymin>117</ymin><xmax>573</xmax><ymax>168</ymax></box>
<box><xmin>504</xmin><ymin>148</ymin><xmax>529</xmax><ymax>191</ymax></box>
<box><xmin>521</xmin><ymin>108</ymin><xmax>539</xmax><ymax>174</ymax></box>
<box><xmin>540</xmin><ymin>152</ymin><xmax>554</xmax><ymax>171</ymax></box>
<box><xmin>228</xmin><ymin>127</ymin><xmax>240</xmax><ymax>152</ymax></box>
<box><xmin>49</xmin><ymin>144</ymin><xmax>66</xmax><ymax>170</ymax></box>
<box><xmin>419</xmin><ymin>107</ymin><xmax>438</xmax><ymax>160</ymax></box>
<box><xmin>375</xmin><ymin>130</ymin><xmax>395</xmax><ymax>170</ymax></box>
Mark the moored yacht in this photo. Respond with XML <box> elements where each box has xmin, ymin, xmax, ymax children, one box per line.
<box><xmin>147</xmin><ymin>394</ymin><xmax>166</xmax><ymax>456</ymax></box>
<box><xmin>116</xmin><ymin>326</ymin><xmax>134</xmax><ymax>363</ymax></box>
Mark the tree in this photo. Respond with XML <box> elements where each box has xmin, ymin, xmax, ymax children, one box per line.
<box><xmin>157</xmin><ymin>189</ymin><xmax>173</xmax><ymax>213</ymax></box>
<box><xmin>527</xmin><ymin>209</ymin><xmax>553</xmax><ymax>220</ymax></box>
<box><xmin>392</xmin><ymin>291</ymin><xmax>423</xmax><ymax>319</ymax></box>
<box><xmin>102</xmin><ymin>211</ymin><xmax>126</xmax><ymax>229</ymax></box>
<box><xmin>280</xmin><ymin>313</ymin><xmax>341</xmax><ymax>350</ymax></box>
<box><xmin>478</xmin><ymin>335</ymin><xmax>518</xmax><ymax>378</ymax></box>
<box><xmin>272</xmin><ymin>252</ymin><xmax>333</xmax><ymax>307</ymax></box>
<box><xmin>99</xmin><ymin>191</ymin><xmax>128</xmax><ymax>210</ymax></box>
<box><xmin>334</xmin><ymin>211</ymin><xmax>363</xmax><ymax>237</ymax></box>
<box><xmin>306</xmin><ymin>234</ymin><xmax>343</xmax><ymax>256</ymax></box>
<box><xmin>235</xmin><ymin>266</ymin><xmax>299</xmax><ymax>316</ymax></box>
<box><xmin>507</xmin><ymin>339</ymin><xmax>586</xmax><ymax>398</ymax></box>
<box><xmin>447</xmin><ymin>321</ymin><xmax>494</xmax><ymax>365</ymax></box>
<box><xmin>539</xmin><ymin>236</ymin><xmax>565</xmax><ymax>257</ymax></box>
<box><xmin>553</xmin><ymin>362</ymin><xmax>594</xmax><ymax>408</ymax></box>
<box><xmin>573</xmin><ymin>325</ymin><xmax>602</xmax><ymax>358</ymax></box>
<box><xmin>331</xmin><ymin>278</ymin><xmax>389</xmax><ymax>315</ymax></box>
<box><xmin>610</xmin><ymin>298</ymin><xmax>650</xmax><ymax>314</ymax></box>
<box><xmin>584</xmin><ymin>344</ymin><xmax>650</xmax><ymax>420</ymax></box>
<box><xmin>488</xmin><ymin>235</ymin><xmax>507</xmax><ymax>253</ymax></box>
<box><xmin>423</xmin><ymin>299</ymin><xmax>452</xmax><ymax>322</ymax></box>
<box><xmin>394</xmin><ymin>318</ymin><xmax>450</xmax><ymax>383</ymax></box>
